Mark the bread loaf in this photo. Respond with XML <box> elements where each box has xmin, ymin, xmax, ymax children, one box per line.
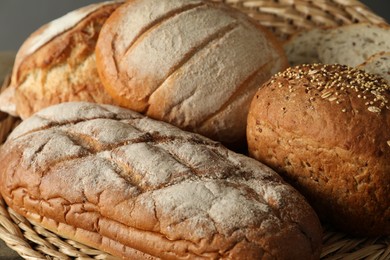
<box><xmin>317</xmin><ymin>23</ymin><xmax>390</xmax><ymax>67</ymax></box>
<box><xmin>0</xmin><ymin>1</ymin><xmax>123</xmax><ymax>119</ymax></box>
<box><xmin>247</xmin><ymin>64</ymin><xmax>390</xmax><ymax>236</ymax></box>
<box><xmin>358</xmin><ymin>51</ymin><xmax>390</xmax><ymax>84</ymax></box>
<box><xmin>0</xmin><ymin>102</ymin><xmax>322</xmax><ymax>259</ymax></box>
<box><xmin>283</xmin><ymin>23</ymin><xmax>390</xmax><ymax>68</ymax></box>
<box><xmin>283</xmin><ymin>28</ymin><xmax>324</xmax><ymax>66</ymax></box>
<box><xmin>96</xmin><ymin>0</ymin><xmax>287</xmax><ymax>147</ymax></box>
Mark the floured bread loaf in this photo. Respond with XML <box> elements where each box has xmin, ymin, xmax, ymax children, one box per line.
<box><xmin>96</xmin><ymin>0</ymin><xmax>287</xmax><ymax>147</ymax></box>
<box><xmin>0</xmin><ymin>1</ymin><xmax>123</xmax><ymax>119</ymax></box>
<box><xmin>247</xmin><ymin>64</ymin><xmax>390</xmax><ymax>236</ymax></box>
<box><xmin>0</xmin><ymin>102</ymin><xmax>322</xmax><ymax>259</ymax></box>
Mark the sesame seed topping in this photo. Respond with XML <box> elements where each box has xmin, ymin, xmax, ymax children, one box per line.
<box><xmin>321</xmin><ymin>91</ymin><xmax>333</xmax><ymax>99</ymax></box>
<box><xmin>342</xmin><ymin>108</ymin><xmax>347</xmax><ymax>112</ymax></box>
<box><xmin>273</xmin><ymin>64</ymin><xmax>390</xmax><ymax>113</ymax></box>
<box><xmin>368</xmin><ymin>106</ymin><xmax>381</xmax><ymax>113</ymax></box>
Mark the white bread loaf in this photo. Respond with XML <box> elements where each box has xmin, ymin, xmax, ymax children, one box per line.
<box><xmin>284</xmin><ymin>23</ymin><xmax>390</xmax><ymax>67</ymax></box>
<box><xmin>96</xmin><ymin>0</ymin><xmax>288</xmax><ymax>147</ymax></box>
<box><xmin>0</xmin><ymin>1</ymin><xmax>123</xmax><ymax>119</ymax></box>
<box><xmin>0</xmin><ymin>102</ymin><xmax>322</xmax><ymax>259</ymax></box>
<box><xmin>318</xmin><ymin>23</ymin><xmax>390</xmax><ymax>67</ymax></box>
<box><xmin>357</xmin><ymin>51</ymin><xmax>390</xmax><ymax>84</ymax></box>
<box><xmin>283</xmin><ymin>28</ymin><xmax>324</xmax><ymax>66</ymax></box>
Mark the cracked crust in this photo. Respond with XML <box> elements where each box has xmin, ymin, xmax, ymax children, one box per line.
<box><xmin>5</xmin><ymin>1</ymin><xmax>123</xmax><ymax>119</ymax></box>
<box><xmin>0</xmin><ymin>102</ymin><xmax>322</xmax><ymax>259</ymax></box>
<box><xmin>247</xmin><ymin>64</ymin><xmax>390</xmax><ymax>236</ymax></box>
<box><xmin>96</xmin><ymin>0</ymin><xmax>287</xmax><ymax>147</ymax></box>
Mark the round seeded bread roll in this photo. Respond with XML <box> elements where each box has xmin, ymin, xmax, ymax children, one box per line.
<box><xmin>2</xmin><ymin>1</ymin><xmax>123</xmax><ymax>119</ymax></box>
<box><xmin>0</xmin><ymin>102</ymin><xmax>322</xmax><ymax>259</ymax></box>
<box><xmin>96</xmin><ymin>0</ymin><xmax>287</xmax><ymax>147</ymax></box>
<box><xmin>247</xmin><ymin>64</ymin><xmax>390</xmax><ymax>236</ymax></box>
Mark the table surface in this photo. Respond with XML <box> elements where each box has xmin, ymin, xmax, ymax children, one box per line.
<box><xmin>0</xmin><ymin>240</ymin><xmax>23</xmax><ymax>260</ymax></box>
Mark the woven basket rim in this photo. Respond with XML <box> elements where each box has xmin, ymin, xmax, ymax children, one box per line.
<box><xmin>0</xmin><ymin>0</ymin><xmax>389</xmax><ymax>259</ymax></box>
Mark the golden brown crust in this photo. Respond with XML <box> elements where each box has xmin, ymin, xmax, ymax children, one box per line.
<box><xmin>10</xmin><ymin>1</ymin><xmax>123</xmax><ymax>119</ymax></box>
<box><xmin>96</xmin><ymin>0</ymin><xmax>287</xmax><ymax>147</ymax></box>
<box><xmin>1</xmin><ymin>102</ymin><xmax>322</xmax><ymax>259</ymax></box>
<box><xmin>247</xmin><ymin>64</ymin><xmax>390</xmax><ymax>236</ymax></box>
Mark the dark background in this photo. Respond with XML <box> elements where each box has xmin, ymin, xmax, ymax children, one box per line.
<box><xmin>0</xmin><ymin>0</ymin><xmax>388</xmax><ymax>50</ymax></box>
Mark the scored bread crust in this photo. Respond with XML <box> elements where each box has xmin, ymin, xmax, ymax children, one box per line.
<box><xmin>247</xmin><ymin>64</ymin><xmax>390</xmax><ymax>236</ymax></box>
<box><xmin>96</xmin><ymin>0</ymin><xmax>287</xmax><ymax>146</ymax></box>
<box><xmin>8</xmin><ymin>1</ymin><xmax>123</xmax><ymax>119</ymax></box>
<box><xmin>0</xmin><ymin>102</ymin><xmax>322</xmax><ymax>259</ymax></box>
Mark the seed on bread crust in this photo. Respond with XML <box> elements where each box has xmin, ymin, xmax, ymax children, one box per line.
<box><xmin>274</xmin><ymin>64</ymin><xmax>390</xmax><ymax>113</ymax></box>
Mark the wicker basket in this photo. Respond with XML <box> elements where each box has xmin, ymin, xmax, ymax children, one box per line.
<box><xmin>0</xmin><ymin>0</ymin><xmax>389</xmax><ymax>259</ymax></box>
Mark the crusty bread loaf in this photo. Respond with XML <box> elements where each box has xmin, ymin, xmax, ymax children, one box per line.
<box><xmin>0</xmin><ymin>102</ymin><xmax>322</xmax><ymax>259</ymax></box>
<box><xmin>96</xmin><ymin>0</ymin><xmax>287</xmax><ymax>147</ymax></box>
<box><xmin>1</xmin><ymin>1</ymin><xmax>123</xmax><ymax>119</ymax></box>
<box><xmin>318</xmin><ymin>23</ymin><xmax>390</xmax><ymax>67</ymax></box>
<box><xmin>358</xmin><ymin>51</ymin><xmax>390</xmax><ymax>84</ymax></box>
<box><xmin>247</xmin><ymin>64</ymin><xmax>390</xmax><ymax>236</ymax></box>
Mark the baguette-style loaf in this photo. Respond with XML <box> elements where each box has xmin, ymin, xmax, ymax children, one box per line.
<box><xmin>0</xmin><ymin>102</ymin><xmax>322</xmax><ymax>259</ymax></box>
<box><xmin>1</xmin><ymin>1</ymin><xmax>123</xmax><ymax>119</ymax></box>
<box><xmin>96</xmin><ymin>0</ymin><xmax>287</xmax><ymax>147</ymax></box>
<box><xmin>247</xmin><ymin>64</ymin><xmax>390</xmax><ymax>236</ymax></box>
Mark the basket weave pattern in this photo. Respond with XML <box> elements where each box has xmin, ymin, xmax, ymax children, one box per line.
<box><xmin>218</xmin><ymin>0</ymin><xmax>386</xmax><ymax>39</ymax></box>
<box><xmin>0</xmin><ymin>0</ymin><xmax>389</xmax><ymax>259</ymax></box>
